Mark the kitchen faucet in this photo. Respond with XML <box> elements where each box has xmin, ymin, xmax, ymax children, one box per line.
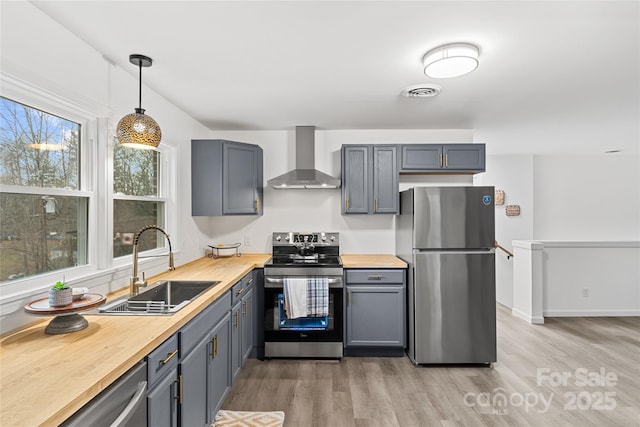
<box><xmin>130</xmin><ymin>225</ymin><xmax>176</xmax><ymax>297</ymax></box>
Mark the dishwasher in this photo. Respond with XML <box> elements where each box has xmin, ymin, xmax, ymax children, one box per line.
<box><xmin>60</xmin><ymin>361</ymin><xmax>147</xmax><ymax>427</ymax></box>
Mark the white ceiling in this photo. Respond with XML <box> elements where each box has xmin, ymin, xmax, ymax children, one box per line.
<box><xmin>30</xmin><ymin>1</ymin><xmax>639</xmax><ymax>155</ymax></box>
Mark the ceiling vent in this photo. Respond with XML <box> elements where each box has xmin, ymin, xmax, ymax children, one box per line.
<box><xmin>402</xmin><ymin>84</ymin><xmax>441</xmax><ymax>98</ymax></box>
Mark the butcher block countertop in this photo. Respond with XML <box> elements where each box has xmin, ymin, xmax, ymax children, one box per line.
<box><xmin>341</xmin><ymin>254</ymin><xmax>407</xmax><ymax>269</ymax></box>
<box><xmin>0</xmin><ymin>252</ymin><xmax>404</xmax><ymax>426</ymax></box>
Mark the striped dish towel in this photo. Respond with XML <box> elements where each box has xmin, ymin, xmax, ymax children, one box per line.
<box><xmin>307</xmin><ymin>277</ymin><xmax>328</xmax><ymax>317</ymax></box>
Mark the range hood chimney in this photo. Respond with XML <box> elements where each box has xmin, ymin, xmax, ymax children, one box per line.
<box><xmin>267</xmin><ymin>126</ymin><xmax>341</xmax><ymax>189</ymax></box>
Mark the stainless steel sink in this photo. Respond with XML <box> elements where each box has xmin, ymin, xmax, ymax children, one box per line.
<box><xmin>98</xmin><ymin>280</ymin><xmax>219</xmax><ymax>315</ymax></box>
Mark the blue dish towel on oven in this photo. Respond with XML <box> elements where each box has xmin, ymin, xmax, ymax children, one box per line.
<box><xmin>283</xmin><ymin>277</ymin><xmax>329</xmax><ymax>319</ymax></box>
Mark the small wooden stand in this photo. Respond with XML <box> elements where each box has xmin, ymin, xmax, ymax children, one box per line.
<box><xmin>24</xmin><ymin>293</ymin><xmax>106</xmax><ymax>335</ymax></box>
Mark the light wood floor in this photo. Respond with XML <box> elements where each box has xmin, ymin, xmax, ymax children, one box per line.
<box><xmin>222</xmin><ymin>305</ymin><xmax>640</xmax><ymax>426</ymax></box>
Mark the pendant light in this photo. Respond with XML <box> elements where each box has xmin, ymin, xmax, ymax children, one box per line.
<box><xmin>116</xmin><ymin>54</ymin><xmax>162</xmax><ymax>150</ymax></box>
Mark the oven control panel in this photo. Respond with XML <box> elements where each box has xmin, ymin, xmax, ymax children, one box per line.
<box><xmin>272</xmin><ymin>232</ymin><xmax>339</xmax><ymax>246</ymax></box>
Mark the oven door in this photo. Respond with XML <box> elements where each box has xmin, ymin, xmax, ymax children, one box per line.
<box><xmin>263</xmin><ymin>276</ymin><xmax>343</xmax><ymax>357</ymax></box>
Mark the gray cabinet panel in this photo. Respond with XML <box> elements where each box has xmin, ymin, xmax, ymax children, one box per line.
<box><xmin>230</xmin><ymin>300</ymin><xmax>241</xmax><ymax>382</ymax></box>
<box><xmin>372</xmin><ymin>146</ymin><xmax>398</xmax><ymax>214</ymax></box>
<box><xmin>191</xmin><ymin>139</ymin><xmax>263</xmax><ymax>216</ymax></box>
<box><xmin>400</xmin><ymin>144</ymin><xmax>485</xmax><ymax>173</ymax></box>
<box><xmin>345</xmin><ymin>268</ymin><xmax>406</xmax><ymax>348</ymax></box>
<box><xmin>342</xmin><ymin>145</ymin><xmax>398</xmax><ymax>214</ymax></box>
<box><xmin>443</xmin><ymin>144</ymin><xmax>485</xmax><ymax>171</ymax></box>
<box><xmin>241</xmin><ymin>287</ymin><xmax>254</xmax><ymax>363</ymax></box>
<box><xmin>191</xmin><ymin>140</ymin><xmax>223</xmax><ymax>216</ymax></box>
<box><xmin>342</xmin><ymin>146</ymin><xmax>369</xmax><ymax>213</ymax></box>
<box><xmin>147</xmin><ymin>367</ymin><xmax>178</xmax><ymax>427</ymax></box>
<box><xmin>208</xmin><ymin>313</ymin><xmax>231</xmax><ymax>419</ymax></box>
<box><xmin>147</xmin><ymin>335</ymin><xmax>178</xmax><ymax>391</ymax></box>
<box><xmin>179</xmin><ymin>340</ymin><xmax>208</xmax><ymax>427</ymax></box>
<box><xmin>401</xmin><ymin>144</ymin><xmax>442</xmax><ymax>170</ymax></box>
<box><xmin>346</xmin><ymin>285</ymin><xmax>405</xmax><ymax>347</ymax></box>
<box><xmin>223</xmin><ymin>142</ymin><xmax>261</xmax><ymax>215</ymax></box>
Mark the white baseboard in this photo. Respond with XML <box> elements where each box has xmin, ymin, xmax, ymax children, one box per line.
<box><xmin>544</xmin><ymin>309</ymin><xmax>640</xmax><ymax>317</ymax></box>
<box><xmin>511</xmin><ymin>307</ymin><xmax>545</xmax><ymax>324</ymax></box>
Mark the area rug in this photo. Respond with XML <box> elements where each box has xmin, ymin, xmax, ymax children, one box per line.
<box><xmin>213</xmin><ymin>410</ymin><xmax>285</xmax><ymax>427</ymax></box>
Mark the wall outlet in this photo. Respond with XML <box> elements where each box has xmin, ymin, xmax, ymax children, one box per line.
<box><xmin>244</xmin><ymin>235</ymin><xmax>252</xmax><ymax>246</ymax></box>
<box><xmin>582</xmin><ymin>288</ymin><xmax>589</xmax><ymax>297</ymax></box>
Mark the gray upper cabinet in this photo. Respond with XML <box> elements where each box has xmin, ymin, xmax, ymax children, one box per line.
<box><xmin>342</xmin><ymin>145</ymin><xmax>398</xmax><ymax>214</ymax></box>
<box><xmin>192</xmin><ymin>139</ymin><xmax>263</xmax><ymax>216</ymax></box>
<box><xmin>400</xmin><ymin>144</ymin><xmax>485</xmax><ymax>173</ymax></box>
<box><xmin>342</xmin><ymin>146</ymin><xmax>369</xmax><ymax>214</ymax></box>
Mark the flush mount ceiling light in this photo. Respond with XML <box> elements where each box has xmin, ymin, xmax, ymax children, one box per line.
<box><xmin>116</xmin><ymin>54</ymin><xmax>162</xmax><ymax>150</ymax></box>
<box><xmin>423</xmin><ymin>43</ymin><xmax>479</xmax><ymax>79</ymax></box>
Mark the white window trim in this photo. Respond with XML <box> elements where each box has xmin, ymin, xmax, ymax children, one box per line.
<box><xmin>0</xmin><ymin>72</ymin><xmax>178</xmax><ymax>309</ymax></box>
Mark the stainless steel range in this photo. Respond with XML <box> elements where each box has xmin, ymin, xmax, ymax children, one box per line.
<box><xmin>263</xmin><ymin>232</ymin><xmax>343</xmax><ymax>358</ymax></box>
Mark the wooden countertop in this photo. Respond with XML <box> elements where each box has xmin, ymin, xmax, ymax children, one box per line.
<box><xmin>0</xmin><ymin>254</ymin><xmax>270</xmax><ymax>427</ymax></box>
<box><xmin>0</xmin><ymin>252</ymin><xmax>404</xmax><ymax>426</ymax></box>
<box><xmin>341</xmin><ymin>254</ymin><xmax>407</xmax><ymax>269</ymax></box>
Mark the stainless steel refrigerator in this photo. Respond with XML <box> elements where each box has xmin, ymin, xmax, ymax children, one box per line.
<box><xmin>396</xmin><ymin>187</ymin><xmax>496</xmax><ymax>364</ymax></box>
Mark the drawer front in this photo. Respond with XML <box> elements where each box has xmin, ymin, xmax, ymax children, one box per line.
<box><xmin>147</xmin><ymin>335</ymin><xmax>179</xmax><ymax>390</ymax></box>
<box><xmin>346</xmin><ymin>269</ymin><xmax>405</xmax><ymax>284</ymax></box>
<box><xmin>180</xmin><ymin>291</ymin><xmax>231</xmax><ymax>356</ymax></box>
<box><xmin>232</xmin><ymin>272</ymin><xmax>253</xmax><ymax>305</ymax></box>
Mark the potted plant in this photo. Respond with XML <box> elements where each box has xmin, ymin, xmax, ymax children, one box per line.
<box><xmin>48</xmin><ymin>280</ymin><xmax>72</xmax><ymax>307</ymax></box>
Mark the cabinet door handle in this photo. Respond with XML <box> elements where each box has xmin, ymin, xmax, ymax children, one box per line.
<box><xmin>178</xmin><ymin>375</ymin><xmax>183</xmax><ymax>405</ymax></box>
<box><xmin>242</xmin><ymin>300</ymin><xmax>247</xmax><ymax>316</ymax></box>
<box><xmin>345</xmin><ymin>199</ymin><xmax>349</xmax><ymax>211</ymax></box>
<box><xmin>374</xmin><ymin>199</ymin><xmax>378</xmax><ymax>212</ymax></box>
<box><xmin>161</xmin><ymin>349</ymin><xmax>178</xmax><ymax>365</ymax></box>
<box><xmin>235</xmin><ymin>311</ymin><xmax>240</xmax><ymax>328</ymax></box>
<box><xmin>445</xmin><ymin>153</ymin><xmax>449</xmax><ymax>168</ymax></box>
<box><xmin>255</xmin><ymin>199</ymin><xmax>259</xmax><ymax>212</ymax></box>
<box><xmin>210</xmin><ymin>337</ymin><xmax>216</xmax><ymax>358</ymax></box>
<box><xmin>439</xmin><ymin>153</ymin><xmax>443</xmax><ymax>168</ymax></box>
<box><xmin>347</xmin><ymin>291</ymin><xmax>351</xmax><ymax>306</ymax></box>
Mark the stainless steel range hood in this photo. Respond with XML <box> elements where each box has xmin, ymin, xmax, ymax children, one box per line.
<box><xmin>267</xmin><ymin>126</ymin><xmax>341</xmax><ymax>189</ymax></box>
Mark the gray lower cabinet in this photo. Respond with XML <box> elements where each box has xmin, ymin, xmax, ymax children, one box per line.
<box><xmin>345</xmin><ymin>269</ymin><xmax>406</xmax><ymax>349</ymax></box>
<box><xmin>148</xmin><ymin>368</ymin><xmax>178</xmax><ymax>427</ymax></box>
<box><xmin>179</xmin><ymin>291</ymin><xmax>232</xmax><ymax>427</ymax></box>
<box><xmin>342</xmin><ymin>145</ymin><xmax>398</xmax><ymax>214</ymax></box>
<box><xmin>191</xmin><ymin>139</ymin><xmax>263</xmax><ymax>216</ymax></box>
<box><xmin>400</xmin><ymin>144</ymin><xmax>485</xmax><ymax>173</ymax></box>
<box><xmin>230</xmin><ymin>272</ymin><xmax>255</xmax><ymax>382</ymax></box>
<box><xmin>147</xmin><ymin>335</ymin><xmax>180</xmax><ymax>427</ymax></box>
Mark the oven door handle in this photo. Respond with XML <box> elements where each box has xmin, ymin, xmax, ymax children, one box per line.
<box><xmin>265</xmin><ymin>277</ymin><xmax>343</xmax><ymax>288</ymax></box>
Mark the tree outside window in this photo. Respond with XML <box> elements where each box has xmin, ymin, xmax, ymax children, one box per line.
<box><xmin>113</xmin><ymin>143</ymin><xmax>165</xmax><ymax>257</ymax></box>
<box><xmin>0</xmin><ymin>96</ymin><xmax>87</xmax><ymax>282</ymax></box>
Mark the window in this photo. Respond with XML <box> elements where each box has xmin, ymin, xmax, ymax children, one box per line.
<box><xmin>0</xmin><ymin>96</ymin><xmax>88</xmax><ymax>282</ymax></box>
<box><xmin>113</xmin><ymin>144</ymin><xmax>165</xmax><ymax>257</ymax></box>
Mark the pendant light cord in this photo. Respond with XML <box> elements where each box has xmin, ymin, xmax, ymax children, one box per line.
<box><xmin>138</xmin><ymin>62</ymin><xmax>143</xmax><ymax>111</ymax></box>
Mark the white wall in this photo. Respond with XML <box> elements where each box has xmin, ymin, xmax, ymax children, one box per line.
<box><xmin>533</xmin><ymin>154</ymin><xmax>640</xmax><ymax>241</ymax></box>
<box><xmin>474</xmin><ymin>155</ymin><xmax>535</xmax><ymax>307</ymax></box>
<box><xmin>193</xmin><ymin>129</ymin><xmax>474</xmax><ymax>254</ymax></box>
